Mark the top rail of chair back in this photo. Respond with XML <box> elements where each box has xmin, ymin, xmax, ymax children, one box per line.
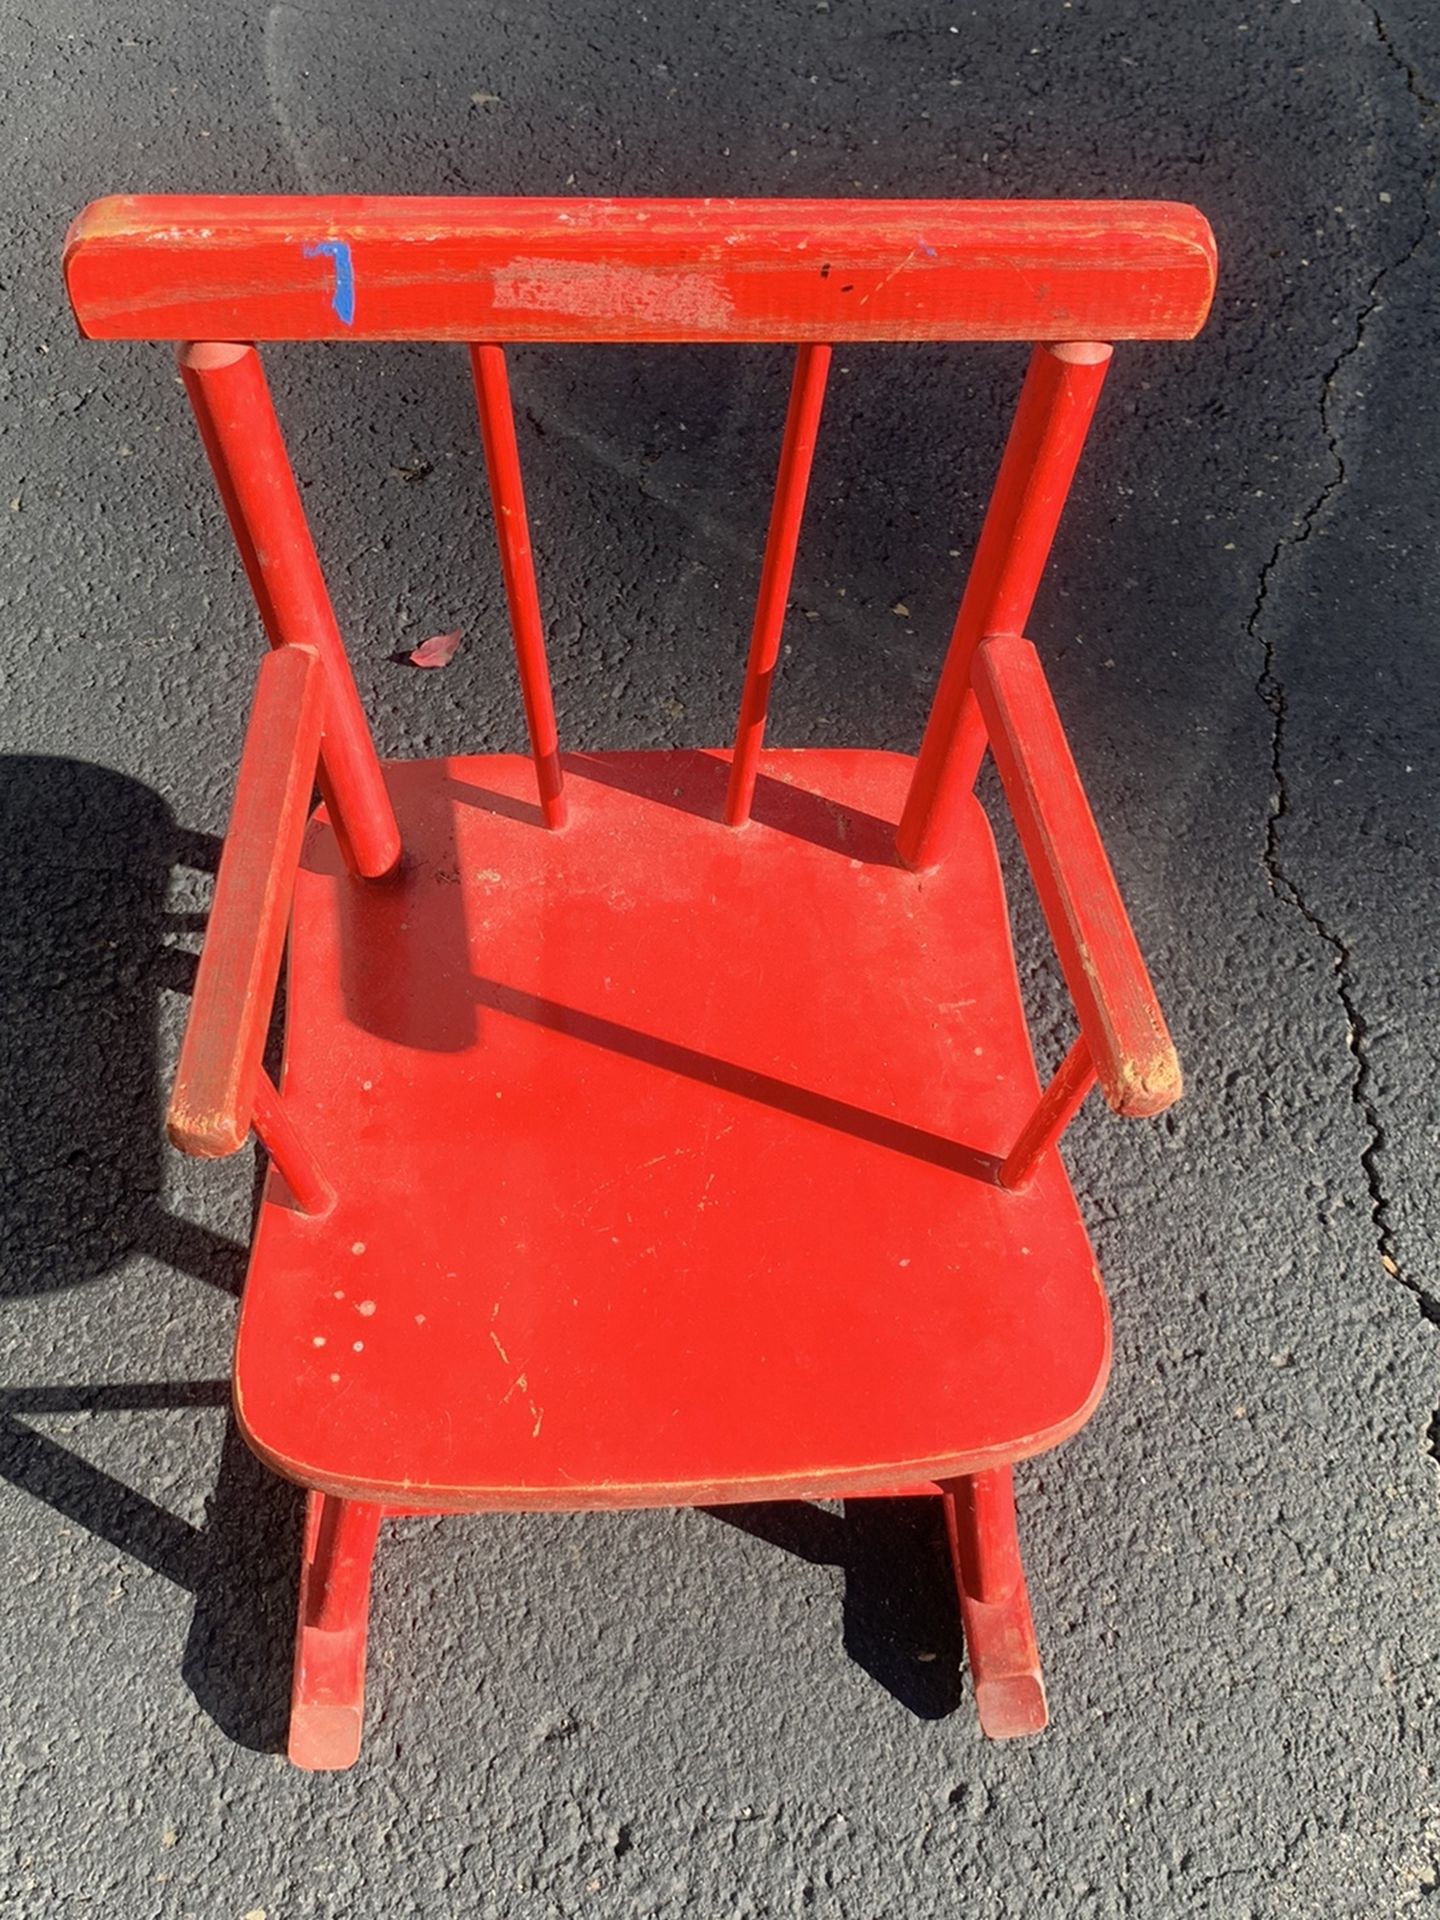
<box><xmin>64</xmin><ymin>196</ymin><xmax>1216</xmax><ymax>345</ymax></box>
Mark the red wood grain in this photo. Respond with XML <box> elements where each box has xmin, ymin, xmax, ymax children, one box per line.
<box><xmin>971</xmin><ymin>635</ymin><xmax>1181</xmax><ymax>1118</ymax></box>
<box><xmin>64</xmin><ymin>196</ymin><xmax>1216</xmax><ymax>343</ymax></box>
<box><xmin>168</xmin><ymin>645</ymin><xmax>325</xmax><ymax>1157</ymax></box>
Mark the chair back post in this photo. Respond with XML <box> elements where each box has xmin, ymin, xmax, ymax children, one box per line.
<box><xmin>177</xmin><ymin>340</ymin><xmax>401</xmax><ymax>880</ymax></box>
<box><xmin>895</xmin><ymin>341</ymin><xmax>1112</xmax><ymax>872</ymax></box>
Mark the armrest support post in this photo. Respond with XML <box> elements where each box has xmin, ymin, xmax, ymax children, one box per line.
<box><xmin>253</xmin><ymin>1068</ymin><xmax>334</xmax><ymax>1215</ymax></box>
<box><xmin>999</xmin><ymin>1037</ymin><xmax>1098</xmax><ymax>1191</ymax></box>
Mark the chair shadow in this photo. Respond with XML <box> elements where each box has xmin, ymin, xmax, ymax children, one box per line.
<box><xmin>443</xmin><ymin>748</ymin><xmax>903</xmax><ymax>865</ymax></box>
<box><xmin>562</xmin><ymin>748</ymin><xmax>904</xmax><ymax>867</ymax></box>
<box><xmin>1</xmin><ymin>755</ymin><xmax>980</xmax><ymax>1755</ymax></box>
<box><xmin>702</xmin><ymin>1498</ymin><xmax>965</xmax><ymax>1719</ymax></box>
<box><xmin>471</xmin><ymin>976</ymin><xmax>1000</xmax><ymax>1181</ymax></box>
<box><xmin>440</xmin><ymin>771</ymin><xmax>546</xmax><ymax>830</ymax></box>
<box><xmin>335</xmin><ymin>756</ymin><xmax>1001</xmax><ymax>1191</ymax></box>
<box><xmin>0</xmin><ymin>1379</ymin><xmax>301</xmax><ymax>1752</ymax></box>
<box><xmin>0</xmin><ymin>754</ymin><xmax>302</xmax><ymax>1752</ymax></box>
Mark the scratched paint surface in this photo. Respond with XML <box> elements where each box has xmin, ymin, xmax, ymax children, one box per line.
<box><xmin>62</xmin><ymin>197</ymin><xmax>1216</xmax><ymax>342</ymax></box>
<box><xmin>237</xmin><ymin>748</ymin><xmax>1108</xmax><ymax>1505</ymax></box>
<box><xmin>492</xmin><ymin>258</ymin><xmax>736</xmax><ymax>330</ymax></box>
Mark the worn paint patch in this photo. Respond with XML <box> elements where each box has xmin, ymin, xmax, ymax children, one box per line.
<box><xmin>303</xmin><ymin>239</ymin><xmax>356</xmax><ymax>325</ymax></box>
<box><xmin>492</xmin><ymin>257</ymin><xmax>733</xmax><ymax>330</ymax></box>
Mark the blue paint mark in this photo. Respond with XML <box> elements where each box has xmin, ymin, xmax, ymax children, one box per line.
<box><xmin>303</xmin><ymin>240</ymin><xmax>356</xmax><ymax>325</ymax></box>
<box><xmin>918</xmin><ymin>240</ymin><xmax>938</xmax><ymax>259</ymax></box>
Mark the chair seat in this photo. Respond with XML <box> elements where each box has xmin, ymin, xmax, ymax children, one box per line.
<box><xmin>234</xmin><ymin>748</ymin><xmax>1109</xmax><ymax>1509</ymax></box>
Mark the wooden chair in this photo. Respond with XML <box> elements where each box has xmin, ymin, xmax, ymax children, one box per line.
<box><xmin>63</xmin><ymin>195</ymin><xmax>1215</xmax><ymax>1768</ymax></box>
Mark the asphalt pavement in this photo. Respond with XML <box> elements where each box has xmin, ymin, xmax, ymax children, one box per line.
<box><xmin>1</xmin><ymin>2</ymin><xmax>1438</xmax><ymax>1914</ymax></box>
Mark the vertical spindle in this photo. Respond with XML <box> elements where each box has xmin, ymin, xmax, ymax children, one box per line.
<box><xmin>469</xmin><ymin>343</ymin><xmax>566</xmax><ymax>829</ymax></box>
<box><xmin>725</xmin><ymin>342</ymin><xmax>832</xmax><ymax>826</ymax></box>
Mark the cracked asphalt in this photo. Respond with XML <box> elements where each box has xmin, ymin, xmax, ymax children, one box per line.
<box><xmin>2</xmin><ymin>2</ymin><xmax>1438</xmax><ymax>1914</ymax></box>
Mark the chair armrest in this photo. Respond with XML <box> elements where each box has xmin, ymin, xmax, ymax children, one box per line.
<box><xmin>971</xmin><ymin>634</ymin><xmax>1181</xmax><ymax>1118</ymax></box>
<box><xmin>168</xmin><ymin>645</ymin><xmax>326</xmax><ymax>1156</ymax></box>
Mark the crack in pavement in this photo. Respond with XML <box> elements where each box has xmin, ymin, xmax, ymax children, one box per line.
<box><xmin>1374</xmin><ymin>4</ymin><xmax>1440</xmax><ymax>118</ymax></box>
<box><xmin>1250</xmin><ymin>6</ymin><xmax>1440</xmax><ymax>1450</ymax></box>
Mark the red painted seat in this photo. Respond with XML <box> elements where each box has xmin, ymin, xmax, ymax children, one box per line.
<box><xmin>63</xmin><ymin>194</ymin><xmax>1213</xmax><ymax>1770</ymax></box>
<box><xmin>237</xmin><ymin>748</ymin><xmax>1108</xmax><ymax>1507</ymax></box>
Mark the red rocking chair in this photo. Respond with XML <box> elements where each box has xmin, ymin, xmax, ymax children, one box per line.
<box><xmin>64</xmin><ymin>195</ymin><xmax>1215</xmax><ymax>1768</ymax></box>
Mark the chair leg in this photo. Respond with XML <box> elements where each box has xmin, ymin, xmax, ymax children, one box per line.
<box><xmin>941</xmin><ymin>1465</ymin><xmax>1048</xmax><ymax>1738</ymax></box>
<box><xmin>289</xmin><ymin>1490</ymin><xmax>384</xmax><ymax>1770</ymax></box>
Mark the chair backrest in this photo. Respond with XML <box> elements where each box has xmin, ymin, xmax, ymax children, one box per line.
<box><xmin>64</xmin><ymin>195</ymin><xmax>1216</xmax><ymax>866</ymax></box>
